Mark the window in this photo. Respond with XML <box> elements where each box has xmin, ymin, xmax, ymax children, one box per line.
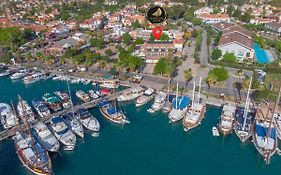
<box><xmin>246</xmin><ymin>52</ymin><xmax>250</xmax><ymax>57</ymax></box>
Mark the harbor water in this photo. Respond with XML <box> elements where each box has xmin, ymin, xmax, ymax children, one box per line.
<box><xmin>0</xmin><ymin>77</ymin><xmax>280</xmax><ymax>175</ymax></box>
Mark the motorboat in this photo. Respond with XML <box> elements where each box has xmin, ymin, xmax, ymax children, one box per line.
<box><xmin>150</xmin><ymin>91</ymin><xmax>167</xmax><ymax>112</ymax></box>
<box><xmin>136</xmin><ymin>88</ymin><xmax>154</xmax><ymax>107</ymax></box>
<box><xmin>42</xmin><ymin>93</ymin><xmax>62</xmax><ymax>112</ymax></box>
<box><xmin>48</xmin><ymin>116</ymin><xmax>76</xmax><ymax>151</ymax></box>
<box><xmin>32</xmin><ymin>100</ymin><xmax>51</xmax><ymax>118</ymax></box>
<box><xmin>32</xmin><ymin>121</ymin><xmax>60</xmax><ymax>152</ymax></box>
<box><xmin>54</xmin><ymin>91</ymin><xmax>72</xmax><ymax>109</ymax></box>
<box><xmin>10</xmin><ymin>69</ymin><xmax>29</xmax><ymax>80</ymax></box>
<box><xmin>0</xmin><ymin>103</ymin><xmax>18</xmax><ymax>129</ymax></box>
<box><xmin>218</xmin><ymin>104</ymin><xmax>236</xmax><ymax>136</ymax></box>
<box><xmin>117</xmin><ymin>86</ymin><xmax>144</xmax><ymax>102</ymax></box>
<box><xmin>61</xmin><ymin>113</ymin><xmax>84</xmax><ymax>138</ymax></box>
<box><xmin>212</xmin><ymin>127</ymin><xmax>220</xmax><ymax>136</ymax></box>
<box><xmin>76</xmin><ymin>108</ymin><xmax>100</xmax><ymax>132</ymax></box>
<box><xmin>76</xmin><ymin>90</ymin><xmax>90</xmax><ymax>102</ymax></box>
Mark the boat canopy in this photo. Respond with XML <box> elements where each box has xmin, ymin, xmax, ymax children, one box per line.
<box><xmin>107</xmin><ymin>108</ymin><xmax>119</xmax><ymax>115</ymax></box>
<box><xmin>172</xmin><ymin>96</ymin><xmax>190</xmax><ymax>110</ymax></box>
<box><xmin>51</xmin><ymin>117</ymin><xmax>63</xmax><ymax>124</ymax></box>
<box><xmin>256</xmin><ymin>124</ymin><xmax>276</xmax><ymax>139</ymax></box>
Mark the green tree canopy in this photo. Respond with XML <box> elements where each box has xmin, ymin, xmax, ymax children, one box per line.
<box><xmin>105</xmin><ymin>49</ymin><xmax>113</xmax><ymax>56</ymax></box>
<box><xmin>192</xmin><ymin>18</ymin><xmax>202</xmax><ymax>26</ymax></box>
<box><xmin>208</xmin><ymin>67</ymin><xmax>229</xmax><ymax>83</ymax></box>
<box><xmin>122</xmin><ymin>33</ymin><xmax>133</xmax><ymax>45</ymax></box>
<box><xmin>135</xmin><ymin>37</ymin><xmax>145</xmax><ymax>45</ymax></box>
<box><xmin>90</xmin><ymin>37</ymin><xmax>104</xmax><ymax>49</ymax></box>
<box><xmin>223</xmin><ymin>53</ymin><xmax>237</xmax><ymax>63</ymax></box>
<box><xmin>212</xmin><ymin>48</ymin><xmax>222</xmax><ymax>60</ymax></box>
<box><xmin>149</xmin><ymin>32</ymin><xmax>170</xmax><ymax>41</ymax></box>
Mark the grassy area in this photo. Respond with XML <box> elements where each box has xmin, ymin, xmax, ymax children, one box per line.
<box><xmin>264</xmin><ymin>73</ymin><xmax>281</xmax><ymax>93</ymax></box>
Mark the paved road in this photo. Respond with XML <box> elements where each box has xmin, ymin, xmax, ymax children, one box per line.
<box><xmin>199</xmin><ymin>30</ymin><xmax>208</xmax><ymax>66</ymax></box>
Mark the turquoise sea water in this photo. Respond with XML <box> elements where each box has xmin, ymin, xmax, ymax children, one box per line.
<box><xmin>0</xmin><ymin>77</ymin><xmax>281</xmax><ymax>175</ymax></box>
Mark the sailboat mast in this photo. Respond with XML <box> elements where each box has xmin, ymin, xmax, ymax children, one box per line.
<box><xmin>18</xmin><ymin>95</ymin><xmax>38</xmax><ymax>157</ymax></box>
<box><xmin>113</xmin><ymin>81</ymin><xmax>117</xmax><ymax>110</ymax></box>
<box><xmin>192</xmin><ymin>80</ymin><xmax>196</xmax><ymax>108</ymax></box>
<box><xmin>176</xmin><ymin>83</ymin><xmax>178</xmax><ymax>109</ymax></box>
<box><xmin>167</xmin><ymin>79</ymin><xmax>170</xmax><ymax>100</ymax></box>
<box><xmin>267</xmin><ymin>86</ymin><xmax>281</xmax><ymax>138</ymax></box>
<box><xmin>242</xmin><ymin>77</ymin><xmax>252</xmax><ymax>130</ymax></box>
<box><xmin>66</xmin><ymin>72</ymin><xmax>75</xmax><ymax>115</ymax></box>
<box><xmin>197</xmin><ymin>77</ymin><xmax>202</xmax><ymax>103</ymax></box>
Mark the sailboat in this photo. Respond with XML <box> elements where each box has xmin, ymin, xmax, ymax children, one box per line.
<box><xmin>253</xmin><ymin>86</ymin><xmax>280</xmax><ymax>164</ymax></box>
<box><xmin>183</xmin><ymin>77</ymin><xmax>205</xmax><ymax>131</ymax></box>
<box><xmin>234</xmin><ymin>77</ymin><xmax>256</xmax><ymax>142</ymax></box>
<box><xmin>99</xmin><ymin>84</ymin><xmax>129</xmax><ymax>125</ymax></box>
<box><xmin>162</xmin><ymin>80</ymin><xmax>173</xmax><ymax>113</ymax></box>
<box><xmin>13</xmin><ymin>96</ymin><xmax>53</xmax><ymax>175</ymax></box>
<box><xmin>168</xmin><ymin>83</ymin><xmax>190</xmax><ymax>123</ymax></box>
<box><xmin>17</xmin><ymin>99</ymin><xmax>36</xmax><ymax>122</ymax></box>
<box><xmin>61</xmin><ymin>74</ymin><xmax>84</xmax><ymax>138</ymax></box>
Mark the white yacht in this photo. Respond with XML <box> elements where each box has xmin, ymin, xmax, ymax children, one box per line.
<box><xmin>17</xmin><ymin>99</ymin><xmax>36</xmax><ymax>122</ymax></box>
<box><xmin>76</xmin><ymin>90</ymin><xmax>90</xmax><ymax>102</ymax></box>
<box><xmin>76</xmin><ymin>108</ymin><xmax>100</xmax><ymax>132</ymax></box>
<box><xmin>149</xmin><ymin>91</ymin><xmax>167</xmax><ymax>112</ymax></box>
<box><xmin>23</xmin><ymin>72</ymin><xmax>45</xmax><ymax>85</ymax></box>
<box><xmin>0</xmin><ymin>103</ymin><xmax>18</xmax><ymax>129</ymax></box>
<box><xmin>218</xmin><ymin>104</ymin><xmax>236</xmax><ymax>136</ymax></box>
<box><xmin>32</xmin><ymin>121</ymin><xmax>60</xmax><ymax>152</ymax></box>
<box><xmin>0</xmin><ymin>70</ymin><xmax>10</xmax><ymax>77</ymax></box>
<box><xmin>54</xmin><ymin>91</ymin><xmax>72</xmax><ymax>109</ymax></box>
<box><xmin>48</xmin><ymin>116</ymin><xmax>76</xmax><ymax>151</ymax></box>
<box><xmin>61</xmin><ymin>113</ymin><xmax>84</xmax><ymax>138</ymax></box>
<box><xmin>117</xmin><ymin>86</ymin><xmax>144</xmax><ymax>102</ymax></box>
<box><xmin>32</xmin><ymin>100</ymin><xmax>51</xmax><ymax>118</ymax></box>
<box><xmin>88</xmin><ymin>90</ymin><xmax>100</xmax><ymax>99</ymax></box>
<box><xmin>99</xmin><ymin>80</ymin><xmax>120</xmax><ymax>89</ymax></box>
<box><xmin>136</xmin><ymin>88</ymin><xmax>154</xmax><ymax>107</ymax></box>
<box><xmin>10</xmin><ymin>69</ymin><xmax>29</xmax><ymax>80</ymax></box>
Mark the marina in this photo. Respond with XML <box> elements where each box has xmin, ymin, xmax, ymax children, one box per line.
<box><xmin>0</xmin><ymin>71</ymin><xmax>281</xmax><ymax>175</ymax></box>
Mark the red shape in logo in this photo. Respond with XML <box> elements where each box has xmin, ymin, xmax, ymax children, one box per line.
<box><xmin>152</xmin><ymin>27</ymin><xmax>163</xmax><ymax>40</ymax></box>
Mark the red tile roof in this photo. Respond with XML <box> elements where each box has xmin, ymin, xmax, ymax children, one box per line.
<box><xmin>219</xmin><ymin>32</ymin><xmax>253</xmax><ymax>50</ymax></box>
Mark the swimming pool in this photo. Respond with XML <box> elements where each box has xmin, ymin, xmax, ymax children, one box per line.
<box><xmin>254</xmin><ymin>43</ymin><xmax>268</xmax><ymax>64</ymax></box>
<box><xmin>253</xmin><ymin>43</ymin><xmax>273</xmax><ymax>64</ymax></box>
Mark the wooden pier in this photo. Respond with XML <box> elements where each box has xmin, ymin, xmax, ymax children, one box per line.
<box><xmin>0</xmin><ymin>87</ymin><xmax>136</xmax><ymax>141</ymax></box>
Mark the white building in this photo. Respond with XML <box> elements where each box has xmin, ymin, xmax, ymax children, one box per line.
<box><xmin>198</xmin><ymin>13</ymin><xmax>231</xmax><ymax>24</ymax></box>
<box><xmin>265</xmin><ymin>22</ymin><xmax>281</xmax><ymax>35</ymax></box>
<box><xmin>194</xmin><ymin>7</ymin><xmax>214</xmax><ymax>17</ymax></box>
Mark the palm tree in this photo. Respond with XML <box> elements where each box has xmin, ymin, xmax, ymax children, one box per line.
<box><xmin>98</xmin><ymin>60</ymin><xmax>107</xmax><ymax>70</ymax></box>
<box><xmin>183</xmin><ymin>68</ymin><xmax>192</xmax><ymax>91</ymax></box>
